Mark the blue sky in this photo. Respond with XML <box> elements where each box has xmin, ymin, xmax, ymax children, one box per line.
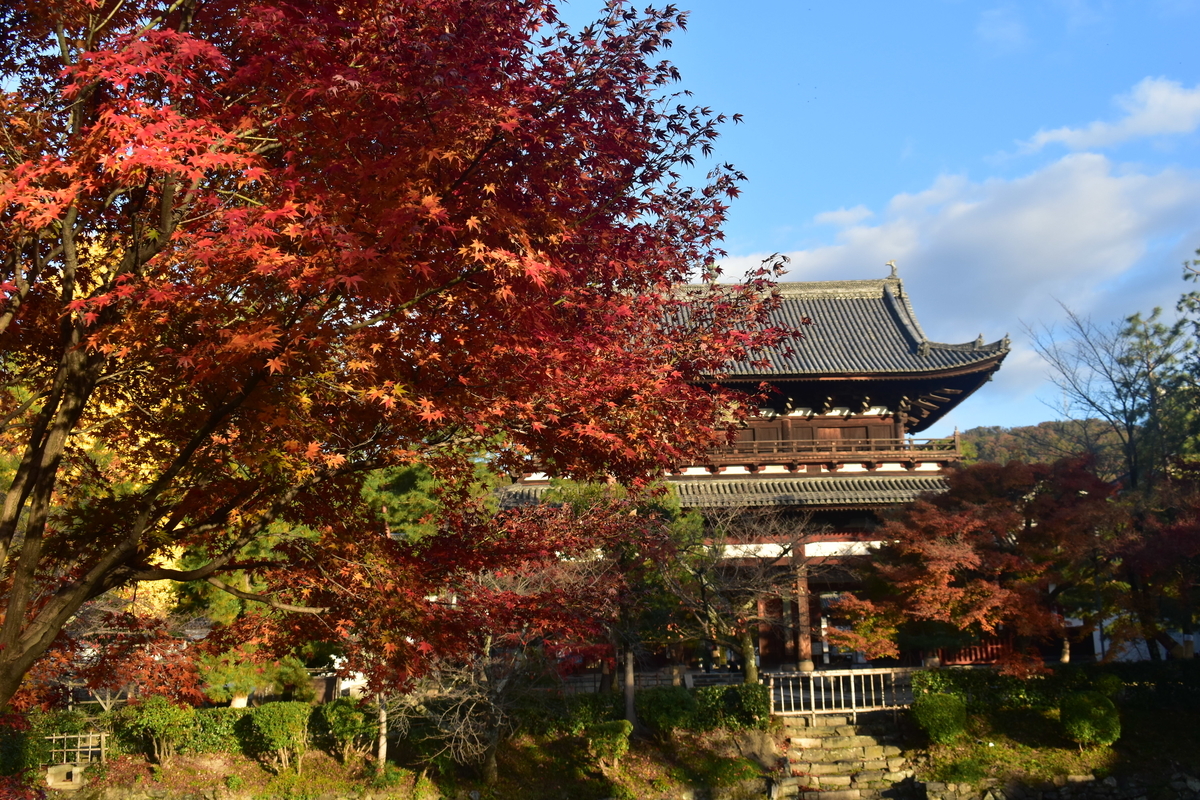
<box><xmin>566</xmin><ymin>1</ymin><xmax>1200</xmax><ymax>435</ymax></box>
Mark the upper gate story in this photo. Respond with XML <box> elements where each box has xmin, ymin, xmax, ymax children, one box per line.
<box><xmin>665</xmin><ymin>272</ymin><xmax>1008</xmax><ymax>511</ymax></box>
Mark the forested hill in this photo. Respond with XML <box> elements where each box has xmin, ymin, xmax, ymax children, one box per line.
<box><xmin>959</xmin><ymin>419</ymin><xmax>1124</xmax><ymax>479</ymax></box>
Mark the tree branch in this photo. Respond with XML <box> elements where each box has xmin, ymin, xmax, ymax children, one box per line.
<box><xmin>204</xmin><ymin>577</ymin><xmax>328</xmax><ymax>614</ymax></box>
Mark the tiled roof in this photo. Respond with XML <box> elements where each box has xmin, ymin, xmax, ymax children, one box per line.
<box><xmin>670</xmin><ymin>476</ymin><xmax>947</xmax><ymax>507</ymax></box>
<box><xmin>498</xmin><ymin>475</ymin><xmax>947</xmax><ymax>510</ymax></box>
<box><xmin>723</xmin><ymin>277</ymin><xmax>1008</xmax><ymax>378</ymax></box>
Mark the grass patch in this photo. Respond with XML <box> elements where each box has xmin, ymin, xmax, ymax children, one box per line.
<box><xmin>915</xmin><ymin>695</ymin><xmax>1200</xmax><ymax>789</ymax></box>
<box><xmin>443</xmin><ymin>730</ymin><xmax>765</xmax><ymax>800</ymax></box>
<box><xmin>93</xmin><ymin>751</ymin><xmax>379</xmax><ymax>799</ymax></box>
<box><xmin>918</xmin><ymin>707</ymin><xmax>1117</xmax><ymax>786</ymax></box>
<box><xmin>93</xmin><ymin>728</ymin><xmax>767</xmax><ymax>800</ymax></box>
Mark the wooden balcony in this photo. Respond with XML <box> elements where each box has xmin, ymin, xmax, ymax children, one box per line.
<box><xmin>674</xmin><ymin>436</ymin><xmax>961</xmax><ymax>472</ymax></box>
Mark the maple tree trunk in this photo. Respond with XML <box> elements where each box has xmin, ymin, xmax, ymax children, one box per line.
<box><xmin>740</xmin><ymin>627</ymin><xmax>759</xmax><ymax>685</ymax></box>
<box><xmin>375</xmin><ymin>695</ymin><xmax>388</xmax><ymax>775</ymax></box>
<box><xmin>623</xmin><ymin>648</ymin><xmax>636</xmax><ymax>726</ymax></box>
<box><xmin>481</xmin><ymin>737</ymin><xmax>499</xmax><ymax>785</ymax></box>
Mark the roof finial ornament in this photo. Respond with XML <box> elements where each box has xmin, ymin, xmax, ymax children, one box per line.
<box><xmin>885</xmin><ymin>260</ymin><xmax>898</xmax><ymax>279</ymax></box>
<box><xmin>974</xmin><ymin>333</ymin><xmax>984</xmax><ymax>349</ymax></box>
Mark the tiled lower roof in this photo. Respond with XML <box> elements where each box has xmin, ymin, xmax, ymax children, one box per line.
<box><xmin>498</xmin><ymin>475</ymin><xmax>946</xmax><ymax>510</ymax></box>
<box><xmin>669</xmin><ymin>476</ymin><xmax>947</xmax><ymax>507</ymax></box>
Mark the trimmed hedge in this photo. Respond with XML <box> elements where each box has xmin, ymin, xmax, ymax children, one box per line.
<box><xmin>1060</xmin><ymin>690</ymin><xmax>1121</xmax><ymax>747</ymax></box>
<box><xmin>583</xmin><ymin>720</ymin><xmax>632</xmax><ymax>769</ymax></box>
<box><xmin>723</xmin><ymin>683</ymin><xmax>770</xmax><ymax>731</ymax></box>
<box><xmin>912</xmin><ymin>668</ymin><xmax>1059</xmax><ymax>712</ymax></box>
<box><xmin>907</xmin><ymin>666</ymin><xmax>1132</xmax><ymax>714</ymax></box>
<box><xmin>911</xmin><ymin>692</ymin><xmax>967</xmax><ymax>744</ymax></box>
<box><xmin>635</xmin><ymin>686</ymin><xmax>696</xmax><ymax>735</ymax></box>
<box><xmin>632</xmin><ymin>682</ymin><xmax>771</xmax><ymax>735</ymax></box>
<box><xmin>179</xmin><ymin>707</ymin><xmax>253</xmax><ymax>755</ymax></box>
<box><xmin>561</xmin><ymin>692</ymin><xmax>622</xmax><ymax>735</ymax></box>
<box><xmin>694</xmin><ymin>684</ymin><xmax>770</xmax><ymax>732</ymax></box>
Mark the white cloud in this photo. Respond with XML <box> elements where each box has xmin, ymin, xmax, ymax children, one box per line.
<box><xmin>976</xmin><ymin>6</ymin><xmax>1030</xmax><ymax>51</ymax></box>
<box><xmin>1053</xmin><ymin>0</ymin><xmax>1108</xmax><ymax>29</ymax></box>
<box><xmin>720</xmin><ymin>154</ymin><xmax>1200</xmax><ymax>432</ymax></box>
<box><xmin>1023</xmin><ymin>77</ymin><xmax>1200</xmax><ymax>151</ymax></box>
<box><xmin>813</xmin><ymin>205</ymin><xmax>872</xmax><ymax>227</ymax></box>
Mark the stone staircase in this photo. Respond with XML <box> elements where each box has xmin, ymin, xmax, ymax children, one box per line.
<box><xmin>773</xmin><ymin>712</ymin><xmax>920</xmax><ymax>800</ymax></box>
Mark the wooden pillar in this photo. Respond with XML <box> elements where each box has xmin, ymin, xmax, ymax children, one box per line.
<box><xmin>796</xmin><ymin>563</ymin><xmax>815</xmax><ymax>673</ymax></box>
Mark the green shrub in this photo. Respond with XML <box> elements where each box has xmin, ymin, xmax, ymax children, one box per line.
<box><xmin>0</xmin><ymin>710</ymin><xmax>93</xmax><ymax>774</ymax></box>
<box><xmin>126</xmin><ymin>697</ymin><xmax>195</xmax><ymax>765</ymax></box>
<box><xmin>1060</xmin><ymin>691</ymin><xmax>1120</xmax><ymax>748</ymax></box>
<box><xmin>584</xmin><ymin>720</ymin><xmax>632</xmax><ymax>769</ymax></box>
<box><xmin>314</xmin><ymin>699</ymin><xmax>371</xmax><ymax>762</ymax></box>
<box><xmin>371</xmin><ymin>763</ymin><xmax>412</xmax><ymax>789</ymax></box>
<box><xmin>692</xmin><ymin>686</ymin><xmax>725</xmax><ymax>732</ymax></box>
<box><xmin>913</xmin><ymin>669</ymin><xmax>1058</xmax><ymax>712</ymax></box>
<box><xmin>180</xmin><ymin>707</ymin><xmax>253</xmax><ymax>755</ymax></box>
<box><xmin>1091</xmin><ymin>673</ymin><xmax>1123</xmax><ymax>699</ymax></box>
<box><xmin>911</xmin><ymin>692</ymin><xmax>967</xmax><ymax>744</ymax></box>
<box><xmin>689</xmin><ymin>684</ymin><xmax>770</xmax><ymax>732</ymax></box>
<box><xmin>721</xmin><ymin>684</ymin><xmax>771</xmax><ymax>731</ymax></box>
<box><xmin>0</xmin><ymin>715</ymin><xmax>40</xmax><ymax>777</ymax></box>
<box><xmin>249</xmin><ymin>701</ymin><xmax>310</xmax><ymax>772</ymax></box>
<box><xmin>558</xmin><ymin>692</ymin><xmax>621</xmax><ymax>735</ymax></box>
<box><xmin>36</xmin><ymin>711</ymin><xmax>89</xmax><ymax>736</ymax></box>
<box><xmin>635</xmin><ymin>686</ymin><xmax>695</xmax><ymax>735</ymax></box>
<box><xmin>93</xmin><ymin>707</ymin><xmax>137</xmax><ymax>758</ymax></box>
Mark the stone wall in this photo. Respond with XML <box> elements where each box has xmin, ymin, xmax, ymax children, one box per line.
<box><xmin>924</xmin><ymin>772</ymin><xmax>1200</xmax><ymax>800</ymax></box>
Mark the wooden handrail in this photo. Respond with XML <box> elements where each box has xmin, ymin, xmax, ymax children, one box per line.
<box><xmin>764</xmin><ymin>668</ymin><xmax>918</xmax><ymax>723</ymax></box>
<box><xmin>670</xmin><ymin>437</ymin><xmax>961</xmax><ymax>470</ymax></box>
<box><xmin>708</xmin><ymin>437</ymin><xmax>957</xmax><ymax>456</ymax></box>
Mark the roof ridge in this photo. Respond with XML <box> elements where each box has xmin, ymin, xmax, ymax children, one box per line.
<box><xmin>774</xmin><ymin>277</ymin><xmax>900</xmax><ymax>298</ymax></box>
<box><xmin>880</xmin><ymin>282</ymin><xmax>927</xmax><ymax>351</ymax></box>
<box><xmin>926</xmin><ymin>337</ymin><xmax>1011</xmax><ymax>354</ymax></box>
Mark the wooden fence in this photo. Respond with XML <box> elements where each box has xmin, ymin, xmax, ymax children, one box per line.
<box><xmin>44</xmin><ymin>732</ymin><xmax>107</xmax><ymax>765</ymax></box>
<box><xmin>765</xmin><ymin>668</ymin><xmax>917</xmax><ymax>723</ymax></box>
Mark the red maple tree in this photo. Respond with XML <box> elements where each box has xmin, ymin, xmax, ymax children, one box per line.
<box><xmin>0</xmin><ymin>0</ymin><xmax>791</xmax><ymax>708</ymax></box>
<box><xmin>830</xmin><ymin>459</ymin><xmax>1127</xmax><ymax>663</ymax></box>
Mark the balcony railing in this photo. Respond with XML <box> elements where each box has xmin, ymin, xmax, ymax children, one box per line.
<box><xmin>678</xmin><ymin>437</ymin><xmax>960</xmax><ymax>469</ymax></box>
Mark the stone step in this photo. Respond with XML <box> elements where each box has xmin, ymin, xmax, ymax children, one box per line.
<box><xmin>781</xmin><ymin>712</ymin><xmax>913</xmax><ymax>800</ymax></box>
<box><xmin>790</xmin><ymin>757</ymin><xmax>909</xmax><ymax>774</ymax></box>
<box><xmin>784</xmin><ymin>723</ymin><xmax>897</xmax><ymax>738</ymax></box>
<box><xmin>790</xmin><ymin>744</ymin><xmax>903</xmax><ymax>762</ymax></box>
<box><xmin>782</xmin><ymin>714</ymin><xmax>849</xmax><ymax>727</ymax></box>
<box><xmin>776</xmin><ymin>784</ymin><xmax>893</xmax><ymax>800</ymax></box>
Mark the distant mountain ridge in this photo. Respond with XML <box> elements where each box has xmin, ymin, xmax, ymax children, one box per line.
<box><xmin>959</xmin><ymin>419</ymin><xmax>1125</xmax><ymax>480</ymax></box>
